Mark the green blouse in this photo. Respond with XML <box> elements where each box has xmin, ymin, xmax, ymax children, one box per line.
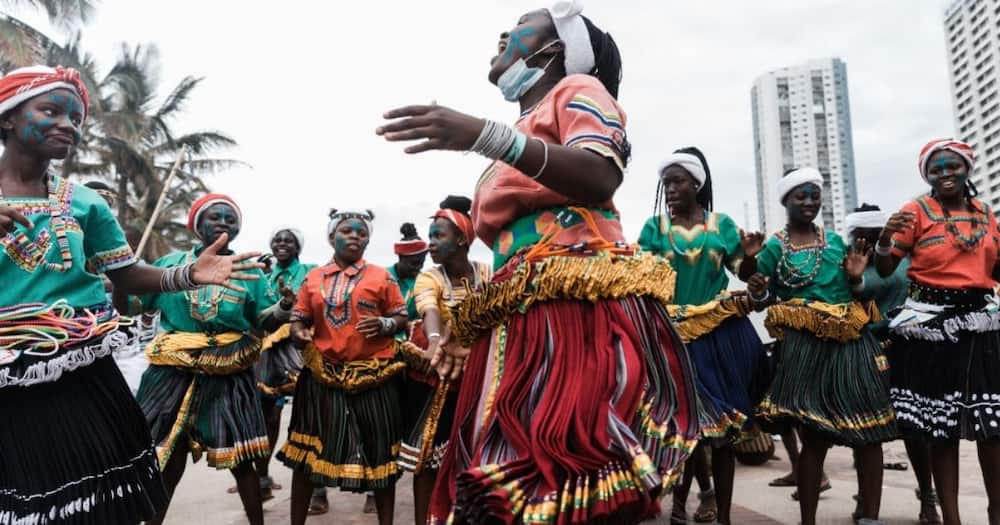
<box><xmin>0</xmin><ymin>174</ymin><xmax>136</xmax><ymax>309</ymax></box>
<box><xmin>860</xmin><ymin>258</ymin><xmax>911</xmax><ymax>317</ymax></box>
<box><xmin>268</xmin><ymin>259</ymin><xmax>315</xmax><ymax>295</ymax></box>
<box><xmin>756</xmin><ymin>229</ymin><xmax>852</xmax><ymax>304</ymax></box>
<box><xmin>140</xmin><ymin>248</ymin><xmax>277</xmax><ymax>333</ymax></box>
<box><xmin>638</xmin><ymin>212</ymin><xmax>743</xmax><ymax>306</ymax></box>
<box><xmin>387</xmin><ymin>264</ymin><xmax>419</xmax><ymax>321</ymax></box>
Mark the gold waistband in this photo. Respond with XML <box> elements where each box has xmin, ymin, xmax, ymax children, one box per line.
<box><xmin>765</xmin><ymin>299</ymin><xmax>880</xmax><ymax>343</ymax></box>
<box><xmin>667</xmin><ymin>294</ymin><xmax>754</xmax><ymax>343</ymax></box>
<box><xmin>303</xmin><ymin>345</ymin><xmax>405</xmax><ymax>393</ymax></box>
<box><xmin>145</xmin><ymin>331</ymin><xmax>260</xmax><ymax>375</ymax></box>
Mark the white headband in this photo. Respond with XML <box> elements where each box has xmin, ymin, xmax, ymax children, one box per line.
<box><xmin>547</xmin><ymin>0</ymin><xmax>595</xmax><ymax>76</ymax></box>
<box><xmin>270</xmin><ymin>226</ymin><xmax>305</xmax><ymax>251</ymax></box>
<box><xmin>777</xmin><ymin>167</ymin><xmax>823</xmax><ymax>204</ymax></box>
<box><xmin>845</xmin><ymin>211</ymin><xmax>890</xmax><ymax>233</ymax></box>
<box><xmin>328</xmin><ymin>211</ymin><xmax>373</xmax><ymax>236</ymax></box>
<box><xmin>659</xmin><ymin>152</ymin><xmax>707</xmax><ymax>189</ymax></box>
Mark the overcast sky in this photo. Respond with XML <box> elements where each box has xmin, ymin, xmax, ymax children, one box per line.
<box><xmin>5</xmin><ymin>0</ymin><xmax>956</xmax><ymax>267</ymax></box>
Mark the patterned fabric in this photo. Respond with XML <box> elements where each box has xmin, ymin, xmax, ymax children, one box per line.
<box><xmin>918</xmin><ymin>138</ymin><xmax>975</xmax><ymax>181</ymax></box>
<box><xmin>638</xmin><ymin>212</ymin><xmax>744</xmax><ymax>306</ymax></box>
<box><xmin>471</xmin><ymin>74</ymin><xmax>628</xmax><ymax>248</ymax></box>
<box><xmin>756</xmin><ymin>229</ymin><xmax>853</xmax><ymax>304</ymax></box>
<box><xmin>433</xmin><ymin>209</ymin><xmax>475</xmax><ymax>244</ymax></box>
<box><xmin>293</xmin><ymin>260</ymin><xmax>406</xmax><ymax>362</ymax></box>
<box><xmin>387</xmin><ymin>264</ymin><xmax>419</xmax><ymax>321</ymax></box>
<box><xmin>890</xmin><ymin>196</ymin><xmax>999</xmax><ymax>290</ymax></box>
<box><xmin>268</xmin><ymin>259</ymin><xmax>314</xmax><ymax>297</ymax></box>
<box><xmin>139</xmin><ymin>249</ymin><xmax>276</xmax><ymax>332</ymax></box>
<box><xmin>860</xmin><ymin>259</ymin><xmax>910</xmax><ymax>318</ymax></box>
<box><xmin>0</xmin><ymin>65</ymin><xmax>90</xmax><ymax>120</ymax></box>
<box><xmin>413</xmin><ymin>262</ymin><xmax>493</xmax><ymax>319</ymax></box>
<box><xmin>490</xmin><ymin>207</ymin><xmax>621</xmax><ymax>269</ymax></box>
<box><xmin>0</xmin><ymin>174</ymin><xmax>136</xmax><ymax>308</ymax></box>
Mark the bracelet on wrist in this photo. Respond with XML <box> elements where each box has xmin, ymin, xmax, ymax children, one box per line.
<box><xmin>749</xmin><ymin>289</ymin><xmax>770</xmax><ymax>303</ymax></box>
<box><xmin>874</xmin><ymin>241</ymin><xmax>892</xmax><ymax>257</ymax></box>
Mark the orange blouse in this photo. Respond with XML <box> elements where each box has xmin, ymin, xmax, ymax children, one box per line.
<box><xmin>890</xmin><ymin>195</ymin><xmax>999</xmax><ymax>290</ymax></box>
<box><xmin>292</xmin><ymin>259</ymin><xmax>406</xmax><ymax>362</ymax></box>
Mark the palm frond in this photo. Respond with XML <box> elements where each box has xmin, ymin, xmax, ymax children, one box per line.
<box><xmin>155</xmin><ymin>76</ymin><xmax>202</xmax><ymax>119</ymax></box>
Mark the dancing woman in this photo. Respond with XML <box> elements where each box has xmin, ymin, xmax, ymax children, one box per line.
<box><xmin>639</xmin><ymin>147</ymin><xmax>767</xmax><ymax>525</ymax></box>
<box><xmin>134</xmin><ymin>194</ymin><xmax>282</xmax><ymax>525</ymax></box>
<box><xmin>0</xmin><ymin>66</ymin><xmax>259</xmax><ymax>524</ymax></box>
<box><xmin>278</xmin><ymin>209</ymin><xmax>408</xmax><ymax>525</ymax></box>
<box><xmin>740</xmin><ymin>168</ymin><xmax>897</xmax><ymax>525</ymax></box>
<box><xmin>397</xmin><ymin>196</ymin><xmax>492</xmax><ymax>524</ymax></box>
<box><xmin>877</xmin><ymin>139</ymin><xmax>1000</xmax><ymax>525</ymax></box>
<box><xmin>378</xmin><ymin>3</ymin><xmax>700</xmax><ymax>522</ymax></box>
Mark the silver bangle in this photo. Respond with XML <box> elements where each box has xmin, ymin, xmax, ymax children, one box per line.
<box><xmin>874</xmin><ymin>242</ymin><xmax>892</xmax><ymax>257</ymax></box>
<box><xmin>749</xmin><ymin>288</ymin><xmax>770</xmax><ymax>303</ymax></box>
<box><xmin>469</xmin><ymin>120</ymin><xmax>517</xmax><ymax>160</ymax></box>
<box><xmin>379</xmin><ymin>317</ymin><xmax>396</xmax><ymax>335</ymax></box>
<box><xmin>160</xmin><ymin>263</ymin><xmax>198</xmax><ymax>292</ymax></box>
<box><xmin>529</xmin><ymin>139</ymin><xmax>549</xmax><ymax>180</ymax></box>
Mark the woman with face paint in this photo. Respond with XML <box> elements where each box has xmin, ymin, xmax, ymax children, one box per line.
<box><xmin>277</xmin><ymin>209</ymin><xmax>408</xmax><ymax>525</ymax></box>
<box><xmin>394</xmin><ymin>196</ymin><xmax>492</xmax><ymax>525</ymax></box>
<box><xmin>638</xmin><ymin>147</ymin><xmax>768</xmax><ymax>525</ymax></box>
<box><xmin>0</xmin><ymin>66</ymin><xmax>263</xmax><ymax>524</ymax></box>
<box><xmin>739</xmin><ymin>168</ymin><xmax>896</xmax><ymax>525</ymax></box>
<box><xmin>388</xmin><ymin>222</ymin><xmax>429</xmax><ymax>323</ymax></box>
<box><xmin>876</xmin><ymin>139</ymin><xmax>1000</xmax><ymax>525</ymax></box>
<box><xmin>378</xmin><ymin>3</ymin><xmax>700</xmax><ymax>523</ymax></box>
<box><xmin>132</xmin><ymin>193</ymin><xmax>284</xmax><ymax>525</ymax></box>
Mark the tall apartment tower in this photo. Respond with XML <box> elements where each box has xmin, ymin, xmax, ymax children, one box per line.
<box><xmin>945</xmin><ymin>0</ymin><xmax>1000</xmax><ymax>207</ymax></box>
<box><xmin>751</xmin><ymin>58</ymin><xmax>859</xmax><ymax>235</ymax></box>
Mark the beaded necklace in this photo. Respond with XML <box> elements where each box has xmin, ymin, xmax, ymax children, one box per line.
<box><xmin>182</xmin><ymin>251</ymin><xmax>224</xmax><ymax>320</ymax></box>
<box><xmin>775</xmin><ymin>225</ymin><xmax>827</xmax><ymax>289</ymax></box>
<box><xmin>939</xmin><ymin>200</ymin><xmax>989</xmax><ymax>252</ymax></box>
<box><xmin>0</xmin><ymin>174</ymin><xmax>73</xmax><ymax>272</ymax></box>
<box><xmin>665</xmin><ymin>210</ymin><xmax>710</xmax><ymax>259</ymax></box>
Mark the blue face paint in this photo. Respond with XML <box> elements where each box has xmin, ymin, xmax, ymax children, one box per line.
<box><xmin>333</xmin><ymin>219</ymin><xmax>370</xmax><ymax>258</ymax></box>
<box><xmin>429</xmin><ymin>222</ymin><xmax>458</xmax><ymax>262</ymax></box>
<box><xmin>18</xmin><ymin>92</ymin><xmax>84</xmax><ymax>146</ymax></box>
<box><xmin>502</xmin><ymin>27</ymin><xmax>537</xmax><ymax>65</ymax></box>
<box><xmin>197</xmin><ymin>203</ymin><xmax>241</xmax><ymax>243</ymax></box>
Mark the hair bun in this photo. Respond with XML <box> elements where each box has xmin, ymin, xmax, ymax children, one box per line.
<box><xmin>439</xmin><ymin>195</ymin><xmax>472</xmax><ymax>215</ymax></box>
<box><xmin>400</xmin><ymin>222</ymin><xmax>419</xmax><ymax>240</ymax></box>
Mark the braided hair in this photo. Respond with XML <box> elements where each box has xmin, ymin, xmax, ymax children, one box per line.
<box><xmin>581</xmin><ymin>16</ymin><xmax>623</xmax><ymax>99</ymax></box>
<box><xmin>399</xmin><ymin>222</ymin><xmax>421</xmax><ymax>241</ymax></box>
<box><xmin>653</xmin><ymin>146</ymin><xmax>714</xmax><ymax>217</ymax></box>
<box><xmin>439</xmin><ymin>195</ymin><xmax>472</xmax><ymax>215</ymax></box>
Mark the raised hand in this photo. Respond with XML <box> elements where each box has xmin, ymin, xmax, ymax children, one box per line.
<box><xmin>844</xmin><ymin>237</ymin><xmax>871</xmax><ymax>282</ymax></box>
<box><xmin>747</xmin><ymin>273</ymin><xmax>770</xmax><ymax>300</ymax></box>
<box><xmin>740</xmin><ymin>230</ymin><xmax>766</xmax><ymax>258</ymax></box>
<box><xmin>0</xmin><ymin>206</ymin><xmax>32</xmax><ymax>234</ymax></box>
<box><xmin>190</xmin><ymin>233</ymin><xmax>263</xmax><ymax>292</ymax></box>
<box><xmin>290</xmin><ymin>321</ymin><xmax>313</xmax><ymax>346</ymax></box>
<box><xmin>879</xmin><ymin>211</ymin><xmax>915</xmax><ymax>245</ymax></box>
<box><xmin>376</xmin><ymin>104</ymin><xmax>486</xmax><ymax>154</ymax></box>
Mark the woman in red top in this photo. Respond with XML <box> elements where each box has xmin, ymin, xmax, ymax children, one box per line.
<box><xmin>378</xmin><ymin>3</ymin><xmax>699</xmax><ymax>523</ymax></box>
<box><xmin>277</xmin><ymin>209</ymin><xmax>408</xmax><ymax>525</ymax></box>
<box><xmin>877</xmin><ymin>139</ymin><xmax>1000</xmax><ymax>525</ymax></box>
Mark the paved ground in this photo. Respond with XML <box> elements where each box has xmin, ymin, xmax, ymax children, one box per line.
<box><xmin>163</xmin><ymin>410</ymin><xmax>992</xmax><ymax>524</ymax></box>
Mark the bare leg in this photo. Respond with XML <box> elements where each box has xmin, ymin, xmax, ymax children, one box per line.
<box><xmin>693</xmin><ymin>444</ymin><xmax>712</xmax><ymax>492</ymax></box>
<box><xmin>978</xmin><ymin>440</ymin><xmax>1000</xmax><ymax>525</ymax></box>
<box><xmin>290</xmin><ymin>470</ymin><xmax>314</xmax><ymax>525</ymax></box>
<box><xmin>711</xmin><ymin>445</ymin><xmax>735</xmax><ymax>525</ymax></box>
<box><xmin>255</xmin><ymin>395</ymin><xmax>281</xmax><ymax>478</ymax></box>
<box><xmin>230</xmin><ymin>461</ymin><xmax>263</xmax><ymax>525</ymax></box>
<box><xmin>375</xmin><ymin>486</ymin><xmax>396</xmax><ymax>525</ymax></box>
<box><xmin>905</xmin><ymin>437</ymin><xmax>939</xmax><ymax>521</ymax></box>
<box><xmin>931</xmin><ymin>439</ymin><xmax>961</xmax><ymax>525</ymax></box>
<box><xmin>776</xmin><ymin>428</ymin><xmax>800</xmax><ymax>484</ymax></box>
<box><xmin>855</xmin><ymin>442</ymin><xmax>884</xmax><ymax>520</ymax></box>
<box><xmin>672</xmin><ymin>444</ymin><xmax>701</xmax><ymax>520</ymax></box>
<box><xmin>797</xmin><ymin>428</ymin><xmax>830</xmax><ymax>525</ymax></box>
<box><xmin>147</xmin><ymin>440</ymin><xmax>190</xmax><ymax>525</ymax></box>
<box><xmin>413</xmin><ymin>470</ymin><xmax>437</xmax><ymax>525</ymax></box>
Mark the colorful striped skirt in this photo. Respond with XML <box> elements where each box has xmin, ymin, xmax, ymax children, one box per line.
<box><xmin>428</xmin><ymin>293</ymin><xmax>700</xmax><ymax>524</ymax></box>
<box><xmin>277</xmin><ymin>356</ymin><xmax>404</xmax><ymax>492</ymax></box>
<box><xmin>0</xmin><ymin>345</ymin><xmax>166</xmax><ymax>524</ymax></box>
<box><xmin>757</xmin><ymin>327</ymin><xmax>897</xmax><ymax>446</ymax></box>
<box><xmin>255</xmin><ymin>324</ymin><xmax>304</xmax><ymax>398</ymax></box>
<box><xmin>889</xmin><ymin>283</ymin><xmax>1000</xmax><ymax>440</ymax></box>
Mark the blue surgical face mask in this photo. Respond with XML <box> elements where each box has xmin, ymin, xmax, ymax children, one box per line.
<box><xmin>497</xmin><ymin>40</ymin><xmax>560</xmax><ymax>102</ymax></box>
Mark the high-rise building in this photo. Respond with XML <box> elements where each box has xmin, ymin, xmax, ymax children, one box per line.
<box><xmin>944</xmin><ymin>0</ymin><xmax>1000</xmax><ymax>208</ymax></box>
<box><xmin>751</xmin><ymin>58</ymin><xmax>859</xmax><ymax>235</ymax></box>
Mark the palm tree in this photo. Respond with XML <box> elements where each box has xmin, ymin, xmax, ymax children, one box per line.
<box><xmin>0</xmin><ymin>0</ymin><xmax>94</xmax><ymax>68</ymax></box>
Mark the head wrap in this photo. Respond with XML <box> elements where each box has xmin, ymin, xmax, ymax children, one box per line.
<box><xmin>328</xmin><ymin>210</ymin><xmax>374</xmax><ymax>236</ymax></box>
<box><xmin>546</xmin><ymin>0</ymin><xmax>595</xmax><ymax>76</ymax></box>
<box><xmin>187</xmin><ymin>193</ymin><xmax>242</xmax><ymax>233</ymax></box>
<box><xmin>0</xmin><ymin>66</ymin><xmax>90</xmax><ymax>121</ymax></box>
<box><xmin>658</xmin><ymin>152</ymin><xmax>707</xmax><ymax>189</ymax></box>
<box><xmin>846</xmin><ymin>211</ymin><xmax>890</xmax><ymax>233</ymax></box>
<box><xmin>918</xmin><ymin>138</ymin><xmax>975</xmax><ymax>183</ymax></box>
<box><xmin>777</xmin><ymin>167</ymin><xmax>823</xmax><ymax>204</ymax></box>
<box><xmin>432</xmin><ymin>209</ymin><xmax>475</xmax><ymax>245</ymax></box>
<box><xmin>270</xmin><ymin>226</ymin><xmax>305</xmax><ymax>251</ymax></box>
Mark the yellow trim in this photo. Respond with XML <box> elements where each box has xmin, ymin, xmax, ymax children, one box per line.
<box><xmin>667</xmin><ymin>294</ymin><xmax>754</xmax><ymax>343</ymax></box>
<box><xmin>146</xmin><ymin>331</ymin><xmax>260</xmax><ymax>374</ymax></box>
<box><xmin>302</xmin><ymin>345</ymin><xmax>405</xmax><ymax>393</ymax></box>
<box><xmin>204</xmin><ymin>437</ymin><xmax>271</xmax><ymax>469</ymax></box>
<box><xmin>155</xmin><ymin>380</ymin><xmax>198</xmax><ymax>469</ymax></box>
<box><xmin>757</xmin><ymin>399</ymin><xmax>896</xmax><ymax>432</ymax></box>
<box><xmin>765</xmin><ymin>299</ymin><xmax>880</xmax><ymax>343</ymax></box>
<box><xmin>280</xmin><ymin>440</ymin><xmax>401</xmax><ymax>482</ymax></box>
<box><xmin>261</xmin><ymin>323</ymin><xmax>292</xmax><ymax>351</ymax></box>
<box><xmin>413</xmin><ymin>379</ymin><xmax>451</xmax><ymax>474</ymax></box>
<box><xmin>453</xmin><ymin>253</ymin><xmax>676</xmax><ymax>346</ymax></box>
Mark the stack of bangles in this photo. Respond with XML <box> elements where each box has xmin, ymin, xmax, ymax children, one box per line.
<box><xmin>160</xmin><ymin>263</ymin><xmax>197</xmax><ymax>292</ymax></box>
<box><xmin>470</xmin><ymin>120</ymin><xmax>548</xmax><ymax>179</ymax></box>
<box><xmin>378</xmin><ymin>317</ymin><xmax>397</xmax><ymax>335</ymax></box>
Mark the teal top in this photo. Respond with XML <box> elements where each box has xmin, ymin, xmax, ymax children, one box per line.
<box><xmin>638</xmin><ymin>212</ymin><xmax>744</xmax><ymax>306</ymax></box>
<box><xmin>0</xmin><ymin>174</ymin><xmax>136</xmax><ymax>309</ymax></box>
<box><xmin>756</xmin><ymin>229</ymin><xmax>852</xmax><ymax>304</ymax></box>
<box><xmin>860</xmin><ymin>258</ymin><xmax>911</xmax><ymax>317</ymax></box>
<box><xmin>268</xmin><ymin>259</ymin><xmax>315</xmax><ymax>295</ymax></box>
<box><xmin>387</xmin><ymin>264</ymin><xmax>419</xmax><ymax>321</ymax></box>
<box><xmin>140</xmin><ymin>248</ymin><xmax>277</xmax><ymax>333</ymax></box>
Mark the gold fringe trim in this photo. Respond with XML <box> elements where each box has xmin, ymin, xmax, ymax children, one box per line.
<box><xmin>757</xmin><ymin>399</ymin><xmax>897</xmax><ymax>433</ymax></box>
<box><xmin>280</xmin><ymin>440</ymin><xmax>401</xmax><ymax>482</ymax></box>
<box><xmin>764</xmin><ymin>299</ymin><xmax>881</xmax><ymax>343</ymax></box>
<box><xmin>204</xmin><ymin>437</ymin><xmax>271</xmax><ymax>470</ymax></box>
<box><xmin>261</xmin><ymin>323</ymin><xmax>292</xmax><ymax>352</ymax></box>
<box><xmin>395</xmin><ymin>339</ymin><xmax>427</xmax><ymax>368</ymax></box>
<box><xmin>146</xmin><ymin>331</ymin><xmax>260</xmax><ymax>375</ymax></box>
<box><xmin>413</xmin><ymin>379</ymin><xmax>451</xmax><ymax>475</ymax></box>
<box><xmin>303</xmin><ymin>345</ymin><xmax>405</xmax><ymax>393</ymax></box>
<box><xmin>257</xmin><ymin>374</ymin><xmax>298</xmax><ymax>397</ymax></box>
<box><xmin>155</xmin><ymin>379</ymin><xmax>198</xmax><ymax>469</ymax></box>
<box><xmin>453</xmin><ymin>253</ymin><xmax>676</xmax><ymax>346</ymax></box>
<box><xmin>667</xmin><ymin>294</ymin><xmax>754</xmax><ymax>343</ymax></box>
